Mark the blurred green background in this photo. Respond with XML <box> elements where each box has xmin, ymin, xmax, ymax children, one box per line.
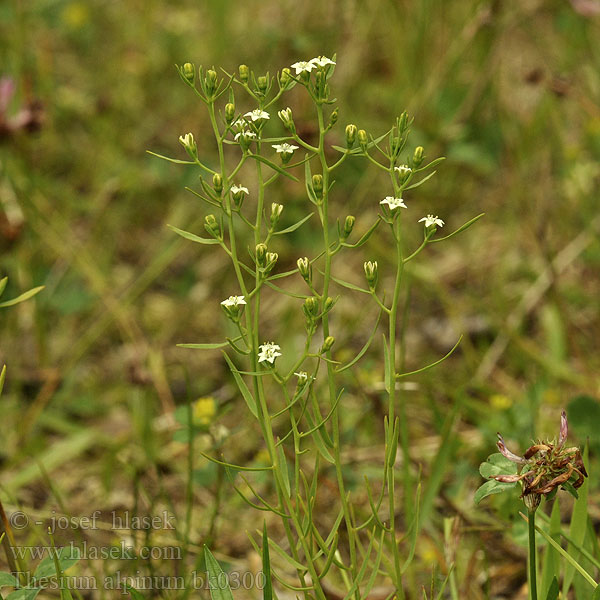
<box><xmin>1</xmin><ymin>0</ymin><xmax>600</xmax><ymax>596</ymax></box>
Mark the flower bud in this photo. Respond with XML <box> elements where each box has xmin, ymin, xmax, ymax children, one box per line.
<box><xmin>205</xmin><ymin>69</ymin><xmax>218</xmax><ymax>95</ymax></box>
<box><xmin>239</xmin><ymin>64</ymin><xmax>249</xmax><ymax>84</ymax></box>
<box><xmin>205</xmin><ymin>214</ymin><xmax>220</xmax><ymax>238</ymax></box>
<box><xmin>321</xmin><ymin>336</ymin><xmax>335</xmax><ymax>353</ymax></box>
<box><xmin>265</xmin><ymin>252</ymin><xmax>278</xmax><ymax>274</ymax></box>
<box><xmin>212</xmin><ymin>173</ymin><xmax>223</xmax><ymax>195</ymax></box>
<box><xmin>179</xmin><ymin>133</ymin><xmax>197</xmax><ymax>159</ymax></box>
<box><xmin>312</xmin><ymin>174</ymin><xmax>323</xmax><ymax>199</ymax></box>
<box><xmin>314</xmin><ymin>71</ymin><xmax>325</xmax><ymax>98</ymax></box>
<box><xmin>255</xmin><ymin>243</ymin><xmax>268</xmax><ymax>267</ymax></box>
<box><xmin>230</xmin><ymin>184</ymin><xmax>249</xmax><ymax>209</ymax></box>
<box><xmin>303</xmin><ymin>297</ymin><xmax>319</xmax><ymax>320</ymax></box>
<box><xmin>358</xmin><ymin>129</ymin><xmax>368</xmax><ymax>151</ymax></box>
<box><xmin>324</xmin><ymin>297</ymin><xmax>335</xmax><ymax>313</ymax></box>
<box><xmin>398</xmin><ymin>111</ymin><xmax>409</xmax><ymax>134</ymax></box>
<box><xmin>364</xmin><ymin>260</ymin><xmax>378</xmax><ymax>289</ymax></box>
<box><xmin>257</xmin><ymin>75</ymin><xmax>268</xmax><ymax>93</ymax></box>
<box><xmin>413</xmin><ymin>146</ymin><xmax>424</xmax><ymax>167</ymax></box>
<box><xmin>345</xmin><ymin>124</ymin><xmax>357</xmax><ymax>148</ymax></box>
<box><xmin>297</xmin><ymin>257</ymin><xmax>311</xmax><ymax>284</ymax></box>
<box><xmin>278</xmin><ymin>107</ymin><xmax>294</xmax><ymax>130</ymax></box>
<box><xmin>343</xmin><ymin>215</ymin><xmax>355</xmax><ymax>238</ymax></box>
<box><xmin>225</xmin><ymin>103</ymin><xmax>235</xmax><ymax>124</ymax></box>
<box><xmin>328</xmin><ymin>108</ymin><xmax>338</xmax><ymax>128</ymax></box>
<box><xmin>182</xmin><ymin>62</ymin><xmax>195</xmax><ymax>84</ymax></box>
<box><xmin>270</xmin><ymin>203</ymin><xmax>284</xmax><ymax>227</ymax></box>
<box><xmin>280</xmin><ymin>67</ymin><xmax>291</xmax><ymax>88</ymax></box>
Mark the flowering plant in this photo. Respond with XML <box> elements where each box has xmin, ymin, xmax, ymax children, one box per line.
<box><xmin>153</xmin><ymin>54</ymin><xmax>482</xmax><ymax>599</ymax></box>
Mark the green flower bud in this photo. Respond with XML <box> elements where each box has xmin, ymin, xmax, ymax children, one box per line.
<box><xmin>297</xmin><ymin>257</ymin><xmax>311</xmax><ymax>283</ymax></box>
<box><xmin>257</xmin><ymin>75</ymin><xmax>268</xmax><ymax>93</ymax></box>
<box><xmin>324</xmin><ymin>297</ymin><xmax>335</xmax><ymax>313</ymax></box>
<box><xmin>280</xmin><ymin>68</ymin><xmax>291</xmax><ymax>88</ymax></box>
<box><xmin>303</xmin><ymin>297</ymin><xmax>319</xmax><ymax>320</ymax></box>
<box><xmin>205</xmin><ymin>69</ymin><xmax>218</xmax><ymax>95</ymax></box>
<box><xmin>270</xmin><ymin>203</ymin><xmax>284</xmax><ymax>227</ymax></box>
<box><xmin>265</xmin><ymin>252</ymin><xmax>278</xmax><ymax>274</ymax></box>
<box><xmin>182</xmin><ymin>62</ymin><xmax>195</xmax><ymax>84</ymax></box>
<box><xmin>225</xmin><ymin>103</ymin><xmax>235</xmax><ymax>124</ymax></box>
<box><xmin>278</xmin><ymin>107</ymin><xmax>294</xmax><ymax>130</ymax></box>
<box><xmin>413</xmin><ymin>146</ymin><xmax>424</xmax><ymax>167</ymax></box>
<box><xmin>321</xmin><ymin>336</ymin><xmax>335</xmax><ymax>353</ymax></box>
<box><xmin>255</xmin><ymin>243</ymin><xmax>268</xmax><ymax>267</ymax></box>
<box><xmin>343</xmin><ymin>215</ymin><xmax>355</xmax><ymax>238</ymax></box>
<box><xmin>205</xmin><ymin>214</ymin><xmax>220</xmax><ymax>238</ymax></box>
<box><xmin>239</xmin><ymin>64</ymin><xmax>249</xmax><ymax>84</ymax></box>
<box><xmin>230</xmin><ymin>184</ymin><xmax>249</xmax><ymax>209</ymax></box>
<box><xmin>398</xmin><ymin>111</ymin><xmax>409</xmax><ymax>134</ymax></box>
<box><xmin>364</xmin><ymin>260</ymin><xmax>378</xmax><ymax>289</ymax></box>
<box><xmin>312</xmin><ymin>174</ymin><xmax>323</xmax><ymax>199</ymax></box>
<box><xmin>358</xmin><ymin>129</ymin><xmax>368</xmax><ymax>151</ymax></box>
<box><xmin>212</xmin><ymin>173</ymin><xmax>223</xmax><ymax>195</ymax></box>
<box><xmin>315</xmin><ymin>71</ymin><xmax>325</xmax><ymax>98</ymax></box>
<box><xmin>345</xmin><ymin>124</ymin><xmax>357</xmax><ymax>148</ymax></box>
<box><xmin>329</xmin><ymin>108</ymin><xmax>339</xmax><ymax>128</ymax></box>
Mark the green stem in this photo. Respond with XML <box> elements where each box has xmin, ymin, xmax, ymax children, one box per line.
<box><xmin>528</xmin><ymin>509</ymin><xmax>538</xmax><ymax>600</ymax></box>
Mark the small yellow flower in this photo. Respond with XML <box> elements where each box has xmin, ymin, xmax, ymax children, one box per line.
<box><xmin>193</xmin><ymin>397</ymin><xmax>216</xmax><ymax>426</ymax></box>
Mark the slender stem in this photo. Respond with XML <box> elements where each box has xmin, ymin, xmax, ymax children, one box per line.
<box><xmin>528</xmin><ymin>509</ymin><xmax>538</xmax><ymax>600</ymax></box>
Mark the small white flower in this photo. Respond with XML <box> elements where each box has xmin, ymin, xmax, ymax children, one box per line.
<box><xmin>244</xmin><ymin>109</ymin><xmax>270</xmax><ymax>122</ymax></box>
<box><xmin>380</xmin><ymin>196</ymin><xmax>407</xmax><ymax>210</ymax></box>
<box><xmin>394</xmin><ymin>165</ymin><xmax>412</xmax><ymax>175</ymax></box>
<box><xmin>419</xmin><ymin>215</ymin><xmax>445</xmax><ymax>228</ymax></box>
<box><xmin>294</xmin><ymin>371</ymin><xmax>314</xmax><ymax>385</ymax></box>
<box><xmin>221</xmin><ymin>295</ymin><xmax>247</xmax><ymax>307</ymax></box>
<box><xmin>230</xmin><ymin>185</ymin><xmax>249</xmax><ymax>196</ymax></box>
<box><xmin>291</xmin><ymin>61</ymin><xmax>317</xmax><ymax>74</ymax></box>
<box><xmin>234</xmin><ymin>131</ymin><xmax>257</xmax><ymax>141</ymax></box>
<box><xmin>258</xmin><ymin>342</ymin><xmax>282</xmax><ymax>364</ymax></box>
<box><xmin>310</xmin><ymin>56</ymin><xmax>336</xmax><ymax>68</ymax></box>
<box><xmin>272</xmin><ymin>143</ymin><xmax>299</xmax><ymax>154</ymax></box>
<box><xmin>231</xmin><ymin>118</ymin><xmax>246</xmax><ymax>130</ymax></box>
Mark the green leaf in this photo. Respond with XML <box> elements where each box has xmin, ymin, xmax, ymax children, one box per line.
<box><xmin>429</xmin><ymin>213</ymin><xmax>485</xmax><ymax>243</ymax></box>
<box><xmin>178</xmin><ymin>341</ymin><xmax>230</xmax><ymax>350</ymax></box>
<box><xmin>474</xmin><ymin>479</ymin><xmax>517</xmax><ymax>504</ymax></box>
<box><xmin>479</xmin><ymin>453</ymin><xmax>519</xmax><ymax>479</ymax></box>
<box><xmin>0</xmin><ymin>364</ymin><xmax>6</xmax><ymax>396</ymax></box>
<box><xmin>34</xmin><ymin>546</ymin><xmax>81</xmax><ymax>579</ymax></box>
<box><xmin>404</xmin><ymin>170</ymin><xmax>437</xmax><ymax>190</ymax></box>
<box><xmin>383</xmin><ymin>334</ymin><xmax>390</xmax><ymax>394</ymax></box>
<box><xmin>204</xmin><ymin>547</ymin><xmax>234</xmax><ymax>600</ymax></box>
<box><xmin>327</xmin><ymin>273</ymin><xmax>370</xmax><ymax>294</ymax></box>
<box><xmin>276</xmin><ymin>442</ymin><xmax>291</xmax><ymax>497</ymax></box>
<box><xmin>0</xmin><ymin>572</ymin><xmax>17</xmax><ymax>588</ymax></box>
<box><xmin>223</xmin><ymin>353</ymin><xmax>259</xmax><ymax>419</ymax></box>
<box><xmin>0</xmin><ymin>277</ymin><xmax>7</xmax><ymax>297</ymax></box>
<box><xmin>146</xmin><ymin>150</ymin><xmax>196</xmax><ymax>165</ymax></box>
<box><xmin>545</xmin><ymin>577</ymin><xmax>560</xmax><ymax>600</ymax></box>
<box><xmin>273</xmin><ymin>213</ymin><xmax>313</xmax><ymax>235</ymax></box>
<box><xmin>167</xmin><ymin>224</ymin><xmax>220</xmax><ymax>245</ymax></box>
<box><xmin>343</xmin><ymin>218</ymin><xmax>381</xmax><ymax>248</ymax></box>
<box><xmin>123</xmin><ymin>584</ymin><xmax>145</xmax><ymax>600</ymax></box>
<box><xmin>5</xmin><ymin>589</ymin><xmax>42</xmax><ymax>600</ymax></box>
<box><xmin>336</xmin><ymin>307</ymin><xmax>383</xmax><ymax>373</ymax></box>
<box><xmin>0</xmin><ymin>286</ymin><xmax>44</xmax><ymax>308</ymax></box>
<box><xmin>262</xmin><ymin>523</ymin><xmax>273</xmax><ymax>600</ymax></box>
<box><xmin>540</xmin><ymin>500</ymin><xmax>562</xmax><ymax>599</ymax></box>
<box><xmin>247</xmin><ymin>152</ymin><xmax>299</xmax><ymax>181</ymax></box>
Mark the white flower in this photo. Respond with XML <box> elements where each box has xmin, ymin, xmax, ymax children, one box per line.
<box><xmin>272</xmin><ymin>143</ymin><xmax>299</xmax><ymax>154</ymax></box>
<box><xmin>258</xmin><ymin>342</ymin><xmax>282</xmax><ymax>364</ymax></box>
<box><xmin>394</xmin><ymin>165</ymin><xmax>412</xmax><ymax>175</ymax></box>
<box><xmin>419</xmin><ymin>215</ymin><xmax>445</xmax><ymax>228</ymax></box>
<box><xmin>291</xmin><ymin>61</ymin><xmax>317</xmax><ymax>74</ymax></box>
<box><xmin>221</xmin><ymin>295</ymin><xmax>247</xmax><ymax>307</ymax></box>
<box><xmin>294</xmin><ymin>371</ymin><xmax>314</xmax><ymax>385</ymax></box>
<box><xmin>179</xmin><ymin>133</ymin><xmax>194</xmax><ymax>146</ymax></box>
<box><xmin>231</xmin><ymin>118</ymin><xmax>246</xmax><ymax>130</ymax></box>
<box><xmin>230</xmin><ymin>185</ymin><xmax>249</xmax><ymax>196</ymax></box>
<box><xmin>310</xmin><ymin>56</ymin><xmax>336</xmax><ymax>68</ymax></box>
<box><xmin>234</xmin><ymin>131</ymin><xmax>257</xmax><ymax>141</ymax></box>
<box><xmin>380</xmin><ymin>196</ymin><xmax>407</xmax><ymax>210</ymax></box>
<box><xmin>244</xmin><ymin>109</ymin><xmax>270</xmax><ymax>122</ymax></box>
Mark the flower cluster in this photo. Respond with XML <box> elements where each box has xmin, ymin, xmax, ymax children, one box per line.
<box><xmin>490</xmin><ymin>411</ymin><xmax>588</xmax><ymax>510</ymax></box>
<box><xmin>290</xmin><ymin>56</ymin><xmax>335</xmax><ymax>74</ymax></box>
<box><xmin>258</xmin><ymin>342</ymin><xmax>282</xmax><ymax>364</ymax></box>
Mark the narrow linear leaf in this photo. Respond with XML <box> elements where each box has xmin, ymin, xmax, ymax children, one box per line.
<box><xmin>337</xmin><ymin>308</ymin><xmax>383</xmax><ymax>373</ymax></box>
<box><xmin>204</xmin><ymin>547</ymin><xmax>234</xmax><ymax>600</ymax></box>
<box><xmin>540</xmin><ymin>501</ymin><xmax>562</xmax><ymax>599</ymax></box>
<box><xmin>262</xmin><ymin>523</ymin><xmax>273</xmax><ymax>600</ymax></box>
<box><xmin>146</xmin><ymin>150</ymin><xmax>196</xmax><ymax>165</ymax></box>
<box><xmin>167</xmin><ymin>224</ymin><xmax>220</xmax><ymax>245</ymax></box>
<box><xmin>0</xmin><ymin>365</ymin><xmax>6</xmax><ymax>396</ymax></box>
<box><xmin>276</xmin><ymin>442</ymin><xmax>291</xmax><ymax>497</ymax></box>
<box><xmin>430</xmin><ymin>213</ymin><xmax>485</xmax><ymax>243</ymax></box>
<box><xmin>178</xmin><ymin>341</ymin><xmax>230</xmax><ymax>350</ymax></box>
<box><xmin>247</xmin><ymin>152</ymin><xmax>299</xmax><ymax>181</ymax></box>
<box><xmin>273</xmin><ymin>213</ymin><xmax>313</xmax><ymax>235</ymax></box>
<box><xmin>383</xmin><ymin>334</ymin><xmax>390</xmax><ymax>394</ymax></box>
<box><xmin>405</xmin><ymin>170</ymin><xmax>437</xmax><ymax>190</ymax></box>
<box><xmin>223</xmin><ymin>353</ymin><xmax>259</xmax><ymax>419</ymax></box>
<box><xmin>0</xmin><ymin>277</ymin><xmax>7</xmax><ymax>297</ymax></box>
<box><xmin>396</xmin><ymin>336</ymin><xmax>462</xmax><ymax>379</ymax></box>
<box><xmin>0</xmin><ymin>286</ymin><xmax>44</xmax><ymax>308</ymax></box>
